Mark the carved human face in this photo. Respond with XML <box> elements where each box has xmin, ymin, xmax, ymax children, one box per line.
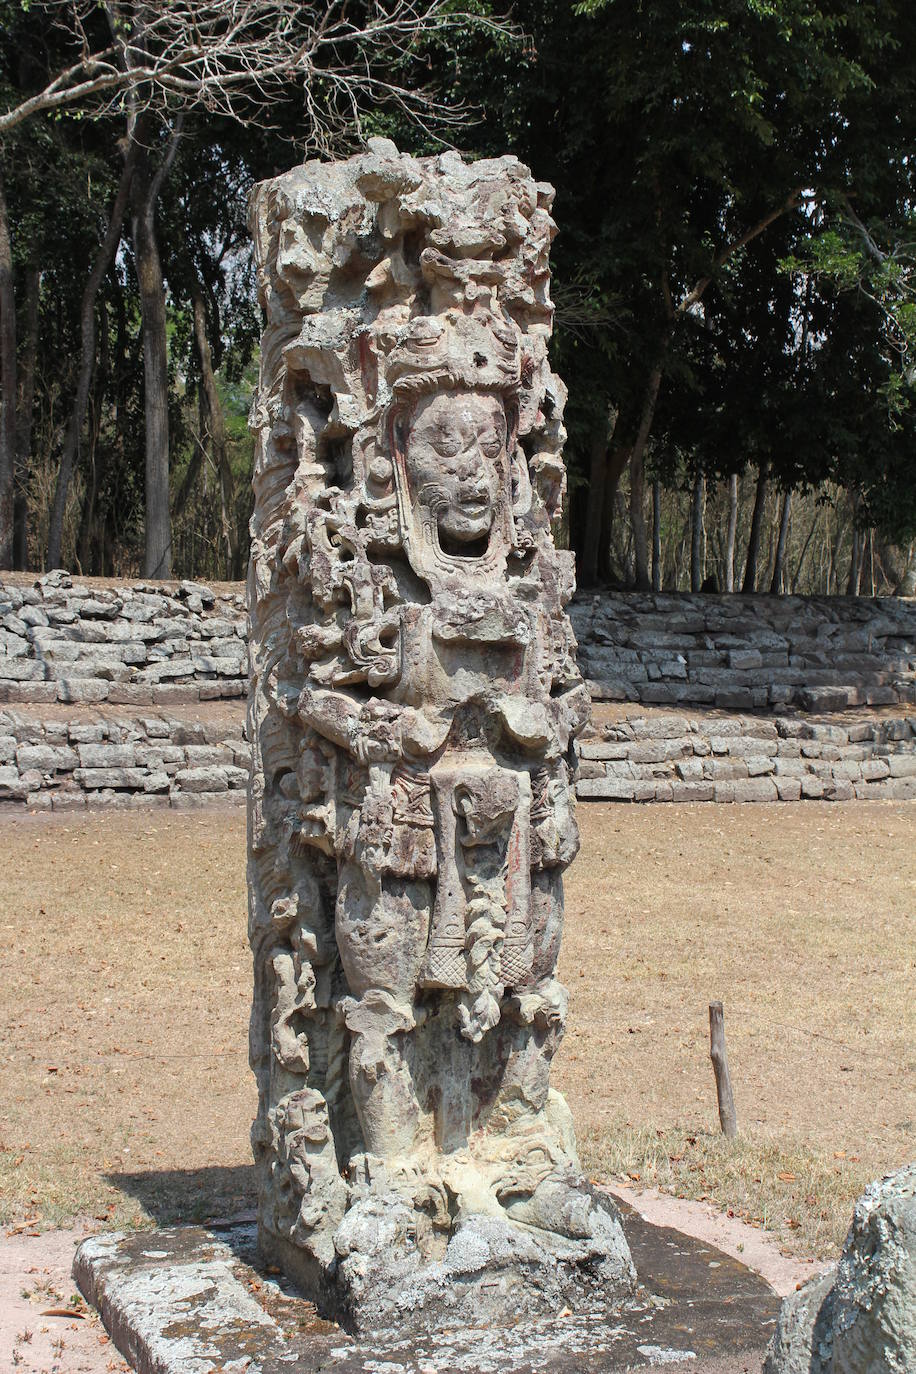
<box><xmin>405</xmin><ymin>390</ymin><xmax>507</xmax><ymax>552</ymax></box>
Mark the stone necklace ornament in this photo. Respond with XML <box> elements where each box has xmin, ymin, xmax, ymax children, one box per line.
<box><xmin>246</xmin><ymin>140</ymin><xmax>636</xmax><ymax>1332</ymax></box>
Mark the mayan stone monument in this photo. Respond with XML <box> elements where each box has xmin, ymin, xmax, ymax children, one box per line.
<box><xmin>246</xmin><ymin>139</ymin><xmax>635</xmax><ymax>1332</ymax></box>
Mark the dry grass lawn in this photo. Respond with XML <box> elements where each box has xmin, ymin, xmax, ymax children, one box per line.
<box><xmin>1</xmin><ymin>800</ymin><xmax>913</xmax><ymax>1261</ymax></box>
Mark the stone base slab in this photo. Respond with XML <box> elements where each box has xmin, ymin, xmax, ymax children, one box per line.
<box><xmin>74</xmin><ymin>1206</ymin><xmax>781</xmax><ymax>1373</ymax></box>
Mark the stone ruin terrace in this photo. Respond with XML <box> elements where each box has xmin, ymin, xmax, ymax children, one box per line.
<box><xmin>1</xmin><ymin>571</ymin><xmax>914</xmax><ymax>811</ymax></box>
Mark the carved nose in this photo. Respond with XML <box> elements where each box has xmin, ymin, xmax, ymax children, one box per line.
<box><xmin>458</xmin><ymin>461</ymin><xmax>484</xmax><ymax>488</ymax></box>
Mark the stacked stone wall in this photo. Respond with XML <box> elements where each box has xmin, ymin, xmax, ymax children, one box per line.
<box><xmin>578</xmin><ymin>710</ymin><xmax>916</xmax><ymax>804</ymax></box>
<box><xmin>0</xmin><ymin>707</ymin><xmax>248</xmax><ymax>809</ymax></box>
<box><xmin>570</xmin><ymin>592</ymin><xmax>916</xmax><ymax>711</ymax></box>
<box><xmin>0</xmin><ymin>571</ymin><xmax>246</xmax><ymax>706</ymax></box>
<box><xmin>2</xmin><ymin>574</ymin><xmax>916</xmax><ymax>808</ymax></box>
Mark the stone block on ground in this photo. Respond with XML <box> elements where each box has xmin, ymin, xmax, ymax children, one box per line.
<box><xmin>76</xmin><ymin>742</ymin><xmax>136</xmax><ymax>768</ymax></box>
<box><xmin>15</xmin><ymin>743</ymin><xmax>78</xmax><ymax>772</ymax></box>
<box><xmin>73</xmin><ymin>766</ymin><xmax>152</xmax><ymax>790</ymax></box>
<box><xmin>576</xmin><ymin>777</ymin><xmax>637</xmax><ymax>800</ymax></box>
<box><xmin>714</xmin><ymin>777</ymin><xmax>778</xmax><ymax>803</ymax></box>
<box><xmin>174</xmin><ymin>765</ymin><xmax>229</xmax><ymax>793</ymax></box>
<box><xmin>0</xmin><ymin>764</ymin><xmax>27</xmax><ymax>799</ymax></box>
<box><xmin>56</xmin><ymin>678</ymin><xmax>109</xmax><ymax>703</ymax></box>
<box><xmin>764</xmin><ymin>1162</ymin><xmax>915</xmax><ymax>1374</ymax></box>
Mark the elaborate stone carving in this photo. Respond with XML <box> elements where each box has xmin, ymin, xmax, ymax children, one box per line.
<box><xmin>247</xmin><ymin>140</ymin><xmax>634</xmax><ymax>1330</ymax></box>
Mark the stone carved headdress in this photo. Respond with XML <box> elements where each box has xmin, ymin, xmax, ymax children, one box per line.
<box><xmin>248</xmin><ymin>140</ymin><xmax>575</xmax><ymax>710</ymax></box>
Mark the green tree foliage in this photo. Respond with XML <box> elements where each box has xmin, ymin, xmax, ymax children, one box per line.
<box><xmin>461</xmin><ymin>0</ymin><xmax>916</xmax><ymax>582</ymax></box>
<box><xmin>3</xmin><ymin>0</ymin><xmax>914</xmax><ymax>584</ymax></box>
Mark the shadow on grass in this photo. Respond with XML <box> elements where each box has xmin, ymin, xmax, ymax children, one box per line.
<box><xmin>105</xmin><ymin>1164</ymin><xmax>257</xmax><ymax>1226</ymax></box>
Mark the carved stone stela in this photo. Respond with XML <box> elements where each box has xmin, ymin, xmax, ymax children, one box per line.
<box><xmin>247</xmin><ymin>140</ymin><xmax>635</xmax><ymax>1332</ymax></box>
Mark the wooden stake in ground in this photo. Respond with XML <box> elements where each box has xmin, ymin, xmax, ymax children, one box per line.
<box><xmin>709</xmin><ymin>1001</ymin><xmax>738</xmax><ymax>1138</ymax></box>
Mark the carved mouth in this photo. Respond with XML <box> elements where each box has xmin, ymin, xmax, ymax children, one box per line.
<box><xmin>437</xmin><ymin>529</ymin><xmax>491</xmax><ymax>559</ymax></box>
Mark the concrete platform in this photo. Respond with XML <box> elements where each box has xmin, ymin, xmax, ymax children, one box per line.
<box><xmin>74</xmin><ymin>1202</ymin><xmax>781</xmax><ymax>1373</ymax></box>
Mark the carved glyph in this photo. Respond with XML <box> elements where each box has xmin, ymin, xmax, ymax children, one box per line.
<box><xmin>247</xmin><ymin>140</ymin><xmax>633</xmax><ymax>1328</ymax></box>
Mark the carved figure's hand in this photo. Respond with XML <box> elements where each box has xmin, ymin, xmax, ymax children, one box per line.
<box><xmin>354</xmin><ymin>723</ymin><xmax>400</xmax><ymax>764</ymax></box>
<box><xmin>352</xmin><ymin>703</ymin><xmax>403</xmax><ymax>764</ymax></box>
<box><xmin>401</xmin><ymin>708</ymin><xmax>450</xmax><ymax>757</ymax></box>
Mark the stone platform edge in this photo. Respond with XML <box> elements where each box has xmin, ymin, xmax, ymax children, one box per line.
<box><xmin>2</xmin><ymin>702</ymin><xmax>915</xmax><ymax>809</ymax></box>
<box><xmin>71</xmin><ymin>1210</ymin><xmax>780</xmax><ymax>1373</ymax></box>
<box><xmin>0</xmin><ymin>571</ymin><xmax>246</xmax><ymax>708</ymax></box>
<box><xmin>0</xmin><ymin>705</ymin><xmax>248</xmax><ymax>810</ymax></box>
<box><xmin>578</xmin><ymin>708</ymin><xmax>916</xmax><ymax>803</ymax></box>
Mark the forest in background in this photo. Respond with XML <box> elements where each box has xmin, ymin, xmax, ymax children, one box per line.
<box><xmin>1</xmin><ymin>0</ymin><xmax>914</xmax><ymax>593</ymax></box>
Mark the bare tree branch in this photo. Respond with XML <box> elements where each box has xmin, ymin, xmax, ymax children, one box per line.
<box><xmin>677</xmin><ymin>188</ymin><xmax>814</xmax><ymax>316</ymax></box>
<box><xmin>1</xmin><ymin>0</ymin><xmax>515</xmax><ymax>143</ymax></box>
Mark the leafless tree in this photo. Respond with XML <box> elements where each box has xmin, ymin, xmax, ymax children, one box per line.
<box><xmin>1</xmin><ymin>0</ymin><xmax>507</xmax><ymax>142</ymax></box>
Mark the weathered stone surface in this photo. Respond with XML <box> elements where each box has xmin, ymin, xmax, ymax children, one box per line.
<box><xmin>76</xmin><ymin>742</ymin><xmax>136</xmax><ymax>768</ymax></box>
<box><xmin>0</xmin><ymin>763</ymin><xmax>27</xmax><ymax>798</ymax></box>
<box><xmin>570</xmin><ymin>591</ymin><xmax>916</xmax><ymax>711</ymax></box>
<box><xmin>73</xmin><ymin>766</ymin><xmax>151</xmax><ymax>790</ymax></box>
<box><xmin>765</xmin><ymin>1162</ymin><xmax>916</xmax><ymax>1374</ymax></box>
<box><xmin>714</xmin><ymin>777</ymin><xmax>778</xmax><ymax>803</ymax></box>
<box><xmin>174</xmin><ymin>765</ymin><xmax>229</xmax><ymax>792</ymax></box>
<box><xmin>56</xmin><ymin>678</ymin><xmax>110</xmax><ymax>703</ymax></box>
<box><xmin>73</xmin><ymin>1206</ymin><xmax>781</xmax><ymax>1372</ymax></box>
<box><xmin>670</xmin><ymin>781</ymin><xmax>715</xmax><ymax>802</ymax></box>
<box><xmin>15</xmin><ymin>743</ymin><xmax>79</xmax><ymax>772</ymax></box>
<box><xmin>246</xmin><ymin>142</ymin><xmax>627</xmax><ymax>1331</ymax></box>
<box><xmin>0</xmin><ymin>574</ymin><xmax>247</xmax><ymax>704</ymax></box>
<box><xmin>2</xmin><ymin>681</ymin><xmax>56</xmax><ymax>703</ymax></box>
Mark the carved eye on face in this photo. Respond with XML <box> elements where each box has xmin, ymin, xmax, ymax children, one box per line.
<box><xmin>479</xmin><ymin>426</ymin><xmax>504</xmax><ymax>460</ymax></box>
<box><xmin>431</xmin><ymin>425</ymin><xmax>463</xmax><ymax>458</ymax></box>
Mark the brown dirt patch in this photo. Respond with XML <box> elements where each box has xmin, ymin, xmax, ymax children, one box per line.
<box><xmin>1</xmin><ymin>800</ymin><xmax>913</xmax><ymax>1264</ymax></box>
<box><xmin>0</xmin><ymin>1227</ymin><xmax>130</xmax><ymax>1374</ymax></box>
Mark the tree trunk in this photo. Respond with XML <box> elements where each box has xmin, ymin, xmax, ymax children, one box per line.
<box><xmin>769</xmin><ymin>490</ymin><xmax>792</xmax><ymax>594</ymax></box>
<box><xmin>0</xmin><ymin>168</ymin><xmax>16</xmax><ymax>570</ymax></box>
<box><xmin>597</xmin><ymin>438</ymin><xmax>629</xmax><ymax>584</ymax></box>
<box><xmin>651</xmin><ymin>477</ymin><xmax>661</xmax><ymax>591</ymax></box>
<box><xmin>131</xmin><ymin>124</ymin><xmax>181</xmax><ymax>580</ymax></box>
<box><xmin>792</xmin><ymin>510</ymin><xmax>820</xmax><ymax>593</ymax></box>
<box><xmin>829</xmin><ymin>514</ymin><xmax>848</xmax><ymax>594</ymax></box>
<box><xmin>847</xmin><ymin>528</ymin><xmax>864</xmax><ymax>595</ymax></box>
<box><xmin>742</xmin><ymin>461</ymin><xmax>769</xmax><ymax>593</ymax></box>
<box><xmin>47</xmin><ymin>142</ymin><xmax>136</xmax><ymax>569</ymax></box>
<box><xmin>725</xmin><ymin>471</ymin><xmax>738</xmax><ymax>592</ymax></box>
<box><xmin>691</xmin><ymin>470</ymin><xmax>705</xmax><ymax>592</ymax></box>
<box><xmin>627</xmin><ymin>366</ymin><xmax>662</xmax><ymax>592</ymax></box>
<box><xmin>190</xmin><ymin>275</ymin><xmax>237</xmax><ymax>577</ymax></box>
<box><xmin>629</xmin><ymin>447</ymin><xmax>650</xmax><ymax>590</ymax></box>
<box><xmin>14</xmin><ymin>265</ymin><xmax>39</xmax><ymax>568</ymax></box>
<box><xmin>76</xmin><ymin>300</ymin><xmax>110</xmax><ymax>574</ymax></box>
<box><xmin>895</xmin><ymin>543</ymin><xmax>916</xmax><ymax>597</ymax></box>
<box><xmin>581</xmin><ymin>417</ymin><xmax>609</xmax><ymax>587</ymax></box>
